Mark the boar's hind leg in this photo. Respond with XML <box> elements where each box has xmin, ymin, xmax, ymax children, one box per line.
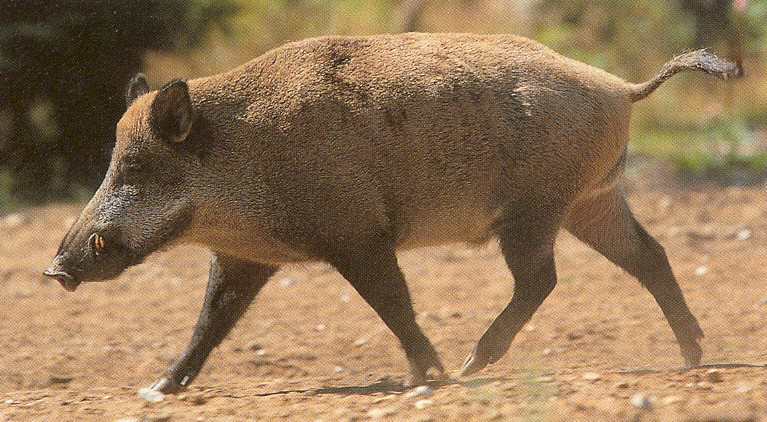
<box><xmin>330</xmin><ymin>243</ymin><xmax>445</xmax><ymax>385</ymax></box>
<box><xmin>564</xmin><ymin>189</ymin><xmax>703</xmax><ymax>367</ymax></box>
<box><xmin>461</xmin><ymin>213</ymin><xmax>559</xmax><ymax>377</ymax></box>
<box><xmin>151</xmin><ymin>254</ymin><xmax>277</xmax><ymax>393</ymax></box>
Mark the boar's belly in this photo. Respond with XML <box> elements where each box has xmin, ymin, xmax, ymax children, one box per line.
<box><xmin>396</xmin><ymin>204</ymin><xmax>498</xmax><ymax>250</ymax></box>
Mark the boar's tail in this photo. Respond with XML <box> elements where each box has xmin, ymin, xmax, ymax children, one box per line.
<box><xmin>628</xmin><ymin>49</ymin><xmax>742</xmax><ymax>102</ymax></box>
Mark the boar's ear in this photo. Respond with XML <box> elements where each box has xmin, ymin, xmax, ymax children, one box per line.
<box><xmin>126</xmin><ymin>73</ymin><xmax>150</xmax><ymax>107</ymax></box>
<box><xmin>149</xmin><ymin>79</ymin><xmax>193</xmax><ymax>144</ymax></box>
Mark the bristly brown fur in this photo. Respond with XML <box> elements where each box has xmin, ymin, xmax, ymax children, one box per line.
<box><xmin>49</xmin><ymin>33</ymin><xmax>740</xmax><ymax>392</ymax></box>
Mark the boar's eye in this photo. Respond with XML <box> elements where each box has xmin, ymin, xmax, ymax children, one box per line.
<box><xmin>117</xmin><ymin>156</ymin><xmax>148</xmax><ymax>186</ymax></box>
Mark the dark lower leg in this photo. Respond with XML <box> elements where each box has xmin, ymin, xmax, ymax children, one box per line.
<box><xmin>461</xmin><ymin>251</ymin><xmax>557</xmax><ymax>376</ymax></box>
<box><xmin>152</xmin><ymin>254</ymin><xmax>277</xmax><ymax>392</ymax></box>
<box><xmin>331</xmin><ymin>246</ymin><xmax>444</xmax><ymax>384</ymax></box>
<box><xmin>566</xmin><ymin>192</ymin><xmax>703</xmax><ymax>367</ymax></box>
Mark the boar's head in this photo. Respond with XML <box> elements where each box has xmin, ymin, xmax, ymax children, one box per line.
<box><xmin>44</xmin><ymin>75</ymin><xmax>199</xmax><ymax>291</ymax></box>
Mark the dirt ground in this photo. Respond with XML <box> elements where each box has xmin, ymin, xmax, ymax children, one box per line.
<box><xmin>2</xmin><ymin>161</ymin><xmax>767</xmax><ymax>421</ymax></box>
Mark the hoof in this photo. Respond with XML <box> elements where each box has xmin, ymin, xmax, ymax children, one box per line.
<box><xmin>682</xmin><ymin>343</ymin><xmax>703</xmax><ymax>369</ymax></box>
<box><xmin>151</xmin><ymin>377</ymin><xmax>184</xmax><ymax>394</ymax></box>
<box><xmin>408</xmin><ymin>372</ymin><xmax>428</xmax><ymax>386</ymax></box>
<box><xmin>680</xmin><ymin>321</ymin><xmax>704</xmax><ymax>368</ymax></box>
<box><xmin>459</xmin><ymin>348</ymin><xmax>489</xmax><ymax>377</ymax></box>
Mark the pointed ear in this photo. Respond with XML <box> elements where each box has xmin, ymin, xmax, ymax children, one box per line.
<box><xmin>149</xmin><ymin>80</ymin><xmax>193</xmax><ymax>143</ymax></box>
<box><xmin>126</xmin><ymin>73</ymin><xmax>150</xmax><ymax>107</ymax></box>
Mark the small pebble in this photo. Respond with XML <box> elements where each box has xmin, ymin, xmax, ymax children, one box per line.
<box><xmin>333</xmin><ymin>365</ymin><xmax>344</xmax><ymax>373</ymax></box>
<box><xmin>582</xmin><ymin>372</ymin><xmax>601</xmax><ymax>381</ymax></box>
<box><xmin>735</xmin><ymin>384</ymin><xmax>753</xmax><ymax>394</ymax></box>
<box><xmin>615</xmin><ymin>381</ymin><xmax>630</xmax><ymax>389</ymax></box>
<box><xmin>256</xmin><ymin>349</ymin><xmax>267</xmax><ymax>356</ymax></box>
<box><xmin>705</xmin><ymin>368</ymin><xmax>723</xmax><ymax>383</ymax></box>
<box><xmin>736</xmin><ymin>228</ymin><xmax>752</xmax><ymax>240</ymax></box>
<box><xmin>137</xmin><ymin>388</ymin><xmax>165</xmax><ymax>403</ymax></box>
<box><xmin>414</xmin><ymin>399</ymin><xmax>432</xmax><ymax>409</ymax></box>
<box><xmin>630</xmin><ymin>393</ymin><xmax>652</xmax><ymax>410</ymax></box>
<box><xmin>367</xmin><ymin>407</ymin><xmax>397</xmax><ymax>419</ymax></box>
<box><xmin>694</xmin><ymin>266</ymin><xmax>709</xmax><ymax>277</ymax></box>
<box><xmin>246</xmin><ymin>341</ymin><xmax>262</xmax><ymax>351</ymax></box>
<box><xmin>340</xmin><ymin>294</ymin><xmax>352</xmax><ymax>303</ymax></box>
<box><xmin>279</xmin><ymin>278</ymin><xmax>296</xmax><ymax>287</ymax></box>
<box><xmin>542</xmin><ymin>348</ymin><xmax>552</xmax><ymax>356</ymax></box>
<box><xmin>354</xmin><ymin>337</ymin><xmax>368</xmax><ymax>346</ymax></box>
<box><xmin>405</xmin><ymin>385</ymin><xmax>434</xmax><ymax>398</ymax></box>
<box><xmin>315</xmin><ymin>324</ymin><xmax>326</xmax><ymax>331</ymax></box>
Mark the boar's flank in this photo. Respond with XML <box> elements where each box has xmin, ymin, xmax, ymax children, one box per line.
<box><xmin>44</xmin><ymin>33</ymin><xmax>741</xmax><ymax>392</ymax></box>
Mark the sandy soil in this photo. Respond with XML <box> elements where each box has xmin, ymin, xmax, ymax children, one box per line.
<box><xmin>1</xmin><ymin>165</ymin><xmax>767</xmax><ymax>421</ymax></box>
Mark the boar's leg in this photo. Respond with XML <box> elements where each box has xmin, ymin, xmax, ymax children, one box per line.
<box><xmin>564</xmin><ymin>189</ymin><xmax>703</xmax><ymax>367</ymax></box>
<box><xmin>461</xmin><ymin>216</ymin><xmax>559</xmax><ymax>377</ymax></box>
<box><xmin>330</xmin><ymin>243</ymin><xmax>445</xmax><ymax>385</ymax></box>
<box><xmin>151</xmin><ymin>254</ymin><xmax>277</xmax><ymax>393</ymax></box>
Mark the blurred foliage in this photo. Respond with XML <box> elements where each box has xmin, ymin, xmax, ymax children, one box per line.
<box><xmin>533</xmin><ymin>0</ymin><xmax>767</xmax><ymax>183</ymax></box>
<box><xmin>669</xmin><ymin>114</ymin><xmax>767</xmax><ymax>185</ymax></box>
<box><xmin>0</xmin><ymin>0</ymin><xmax>239</xmax><ymax>207</ymax></box>
<box><xmin>2</xmin><ymin>0</ymin><xmax>766</xmax><ymax>212</ymax></box>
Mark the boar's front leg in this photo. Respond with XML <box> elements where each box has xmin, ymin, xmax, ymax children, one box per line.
<box><xmin>330</xmin><ymin>242</ymin><xmax>445</xmax><ymax>384</ymax></box>
<box><xmin>151</xmin><ymin>254</ymin><xmax>277</xmax><ymax>393</ymax></box>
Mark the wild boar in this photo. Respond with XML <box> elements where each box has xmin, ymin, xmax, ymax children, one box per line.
<box><xmin>44</xmin><ymin>33</ymin><xmax>741</xmax><ymax>392</ymax></box>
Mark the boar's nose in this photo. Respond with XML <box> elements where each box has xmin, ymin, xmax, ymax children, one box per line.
<box><xmin>43</xmin><ymin>260</ymin><xmax>81</xmax><ymax>292</ymax></box>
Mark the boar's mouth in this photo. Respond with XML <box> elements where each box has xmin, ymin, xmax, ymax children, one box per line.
<box><xmin>42</xmin><ymin>268</ymin><xmax>81</xmax><ymax>292</ymax></box>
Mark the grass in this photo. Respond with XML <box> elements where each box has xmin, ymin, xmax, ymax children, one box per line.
<box><xmin>630</xmin><ymin>108</ymin><xmax>767</xmax><ymax>185</ymax></box>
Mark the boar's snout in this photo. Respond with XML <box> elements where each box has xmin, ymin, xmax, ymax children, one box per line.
<box><xmin>44</xmin><ymin>227</ymin><xmax>131</xmax><ymax>291</ymax></box>
<box><xmin>44</xmin><ymin>250</ymin><xmax>82</xmax><ymax>292</ymax></box>
<box><xmin>43</xmin><ymin>263</ymin><xmax>79</xmax><ymax>292</ymax></box>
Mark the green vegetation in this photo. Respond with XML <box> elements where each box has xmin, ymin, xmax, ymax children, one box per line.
<box><xmin>1</xmin><ymin>0</ymin><xmax>765</xmax><ymax>213</ymax></box>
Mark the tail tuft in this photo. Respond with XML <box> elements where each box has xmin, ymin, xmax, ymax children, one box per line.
<box><xmin>629</xmin><ymin>49</ymin><xmax>742</xmax><ymax>102</ymax></box>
